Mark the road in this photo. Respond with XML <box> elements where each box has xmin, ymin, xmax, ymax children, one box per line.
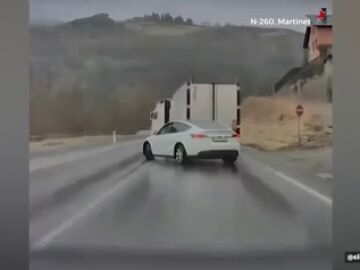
<box><xmin>29</xmin><ymin>139</ymin><xmax>332</xmax><ymax>269</ymax></box>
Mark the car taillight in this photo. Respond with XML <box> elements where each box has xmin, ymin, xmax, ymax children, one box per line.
<box><xmin>232</xmin><ymin>132</ymin><xmax>240</xmax><ymax>138</ymax></box>
<box><xmin>191</xmin><ymin>133</ymin><xmax>208</xmax><ymax>139</ymax></box>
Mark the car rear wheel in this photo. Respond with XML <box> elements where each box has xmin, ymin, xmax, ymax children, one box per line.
<box><xmin>174</xmin><ymin>144</ymin><xmax>187</xmax><ymax>164</ymax></box>
<box><xmin>144</xmin><ymin>143</ymin><xmax>154</xmax><ymax>161</ymax></box>
<box><xmin>222</xmin><ymin>155</ymin><xmax>238</xmax><ymax>164</ymax></box>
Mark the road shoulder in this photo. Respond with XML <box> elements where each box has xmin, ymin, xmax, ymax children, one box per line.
<box><xmin>240</xmin><ymin>146</ymin><xmax>332</xmax><ymax>200</ymax></box>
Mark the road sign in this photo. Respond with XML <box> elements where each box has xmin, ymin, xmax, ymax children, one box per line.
<box><xmin>296</xmin><ymin>104</ymin><xmax>304</xmax><ymax>117</ymax></box>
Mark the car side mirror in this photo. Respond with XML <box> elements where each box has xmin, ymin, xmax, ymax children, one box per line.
<box><xmin>153</xmin><ymin>131</ymin><xmax>158</xmax><ymax>135</ymax></box>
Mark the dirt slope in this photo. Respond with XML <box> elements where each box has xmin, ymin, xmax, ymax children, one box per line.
<box><xmin>241</xmin><ymin>96</ymin><xmax>332</xmax><ymax>151</ymax></box>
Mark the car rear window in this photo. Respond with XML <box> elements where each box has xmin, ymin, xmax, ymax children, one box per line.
<box><xmin>173</xmin><ymin>122</ymin><xmax>191</xmax><ymax>132</ymax></box>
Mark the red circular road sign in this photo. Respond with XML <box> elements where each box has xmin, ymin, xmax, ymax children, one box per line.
<box><xmin>296</xmin><ymin>104</ymin><xmax>304</xmax><ymax>117</ymax></box>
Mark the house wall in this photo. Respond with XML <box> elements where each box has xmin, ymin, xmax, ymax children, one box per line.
<box><xmin>317</xmin><ymin>27</ymin><xmax>333</xmax><ymax>47</ymax></box>
<box><xmin>308</xmin><ymin>26</ymin><xmax>320</xmax><ymax>62</ymax></box>
<box><xmin>308</xmin><ymin>26</ymin><xmax>333</xmax><ymax>62</ymax></box>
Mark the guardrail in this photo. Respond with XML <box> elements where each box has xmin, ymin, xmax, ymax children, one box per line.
<box><xmin>29</xmin><ymin>133</ymin><xmax>85</xmax><ymax>142</ymax></box>
<box><xmin>273</xmin><ymin>67</ymin><xmax>302</xmax><ymax>93</ymax></box>
<box><xmin>30</xmin><ymin>131</ymin><xmax>150</xmax><ymax>143</ymax></box>
<box><xmin>273</xmin><ymin>61</ymin><xmax>325</xmax><ymax>94</ymax></box>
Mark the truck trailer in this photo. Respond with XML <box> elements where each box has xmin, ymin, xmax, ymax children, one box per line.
<box><xmin>150</xmin><ymin>80</ymin><xmax>242</xmax><ymax>135</ymax></box>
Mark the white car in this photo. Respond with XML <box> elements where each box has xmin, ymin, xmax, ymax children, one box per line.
<box><xmin>142</xmin><ymin>120</ymin><xmax>240</xmax><ymax>164</ymax></box>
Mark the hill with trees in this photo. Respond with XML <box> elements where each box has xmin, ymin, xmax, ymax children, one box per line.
<box><xmin>30</xmin><ymin>13</ymin><xmax>305</xmax><ymax>135</ymax></box>
<box><xmin>127</xmin><ymin>13</ymin><xmax>193</xmax><ymax>25</ymax></box>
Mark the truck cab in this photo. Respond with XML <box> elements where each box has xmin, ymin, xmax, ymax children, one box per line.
<box><xmin>150</xmin><ymin>99</ymin><xmax>172</xmax><ymax>135</ymax></box>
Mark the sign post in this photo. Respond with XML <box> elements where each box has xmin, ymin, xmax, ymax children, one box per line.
<box><xmin>296</xmin><ymin>104</ymin><xmax>304</xmax><ymax>146</ymax></box>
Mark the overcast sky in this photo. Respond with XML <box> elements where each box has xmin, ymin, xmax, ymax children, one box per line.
<box><xmin>30</xmin><ymin>0</ymin><xmax>332</xmax><ymax>29</ymax></box>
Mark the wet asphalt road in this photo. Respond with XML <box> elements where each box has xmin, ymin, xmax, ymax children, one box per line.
<box><xmin>29</xmin><ymin>140</ymin><xmax>332</xmax><ymax>269</ymax></box>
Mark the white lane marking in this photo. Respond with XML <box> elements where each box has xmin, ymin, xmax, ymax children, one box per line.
<box><xmin>32</xmin><ymin>161</ymin><xmax>144</xmax><ymax>250</ymax></box>
<box><xmin>29</xmin><ymin>140</ymin><xmax>142</xmax><ymax>172</ymax></box>
<box><xmin>241</xmin><ymin>153</ymin><xmax>332</xmax><ymax>206</ymax></box>
<box><xmin>264</xmin><ymin>166</ymin><xmax>332</xmax><ymax>206</ymax></box>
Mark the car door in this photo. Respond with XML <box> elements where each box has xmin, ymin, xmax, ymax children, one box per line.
<box><xmin>159</xmin><ymin>123</ymin><xmax>178</xmax><ymax>156</ymax></box>
<box><xmin>151</xmin><ymin>123</ymin><xmax>175</xmax><ymax>156</ymax></box>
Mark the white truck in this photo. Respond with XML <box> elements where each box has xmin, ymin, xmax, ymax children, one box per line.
<box><xmin>150</xmin><ymin>80</ymin><xmax>242</xmax><ymax>135</ymax></box>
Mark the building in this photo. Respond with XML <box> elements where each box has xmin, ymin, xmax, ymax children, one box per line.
<box><xmin>303</xmin><ymin>12</ymin><xmax>333</xmax><ymax>63</ymax></box>
<box><xmin>272</xmin><ymin>9</ymin><xmax>333</xmax><ymax>102</ymax></box>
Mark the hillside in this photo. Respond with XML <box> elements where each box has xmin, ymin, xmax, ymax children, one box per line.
<box><xmin>241</xmin><ymin>96</ymin><xmax>332</xmax><ymax>151</ymax></box>
<box><xmin>123</xmin><ymin>22</ymin><xmax>205</xmax><ymax>36</ymax></box>
<box><xmin>242</xmin><ymin>58</ymin><xmax>333</xmax><ymax>151</ymax></box>
<box><xmin>30</xmin><ymin>14</ymin><xmax>305</xmax><ymax>135</ymax></box>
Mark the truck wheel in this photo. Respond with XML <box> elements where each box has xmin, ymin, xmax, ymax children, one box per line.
<box><xmin>144</xmin><ymin>143</ymin><xmax>154</xmax><ymax>161</ymax></box>
<box><xmin>222</xmin><ymin>155</ymin><xmax>237</xmax><ymax>165</ymax></box>
<box><xmin>174</xmin><ymin>144</ymin><xmax>187</xmax><ymax>164</ymax></box>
